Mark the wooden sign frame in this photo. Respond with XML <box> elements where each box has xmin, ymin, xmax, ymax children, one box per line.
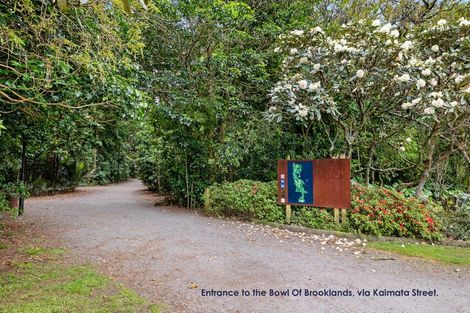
<box><xmin>277</xmin><ymin>158</ymin><xmax>351</xmax><ymax>209</ymax></box>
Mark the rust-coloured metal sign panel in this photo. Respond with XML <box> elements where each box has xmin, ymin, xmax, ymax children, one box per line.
<box><xmin>312</xmin><ymin>159</ymin><xmax>351</xmax><ymax>208</ymax></box>
<box><xmin>277</xmin><ymin>159</ymin><xmax>350</xmax><ymax>208</ymax></box>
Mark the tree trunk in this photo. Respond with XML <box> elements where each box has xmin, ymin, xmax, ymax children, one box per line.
<box><xmin>346</xmin><ymin>143</ymin><xmax>353</xmax><ymax>159</ymax></box>
<box><xmin>51</xmin><ymin>154</ymin><xmax>59</xmax><ymax>190</ymax></box>
<box><xmin>365</xmin><ymin>145</ymin><xmax>375</xmax><ymax>186</ymax></box>
<box><xmin>415</xmin><ymin>123</ymin><xmax>440</xmax><ymax>199</ymax></box>
<box><xmin>18</xmin><ymin>138</ymin><xmax>27</xmax><ymax>215</ymax></box>
<box><xmin>185</xmin><ymin>158</ymin><xmax>190</xmax><ymax>209</ymax></box>
<box><xmin>415</xmin><ymin>156</ymin><xmax>433</xmax><ymax>199</ymax></box>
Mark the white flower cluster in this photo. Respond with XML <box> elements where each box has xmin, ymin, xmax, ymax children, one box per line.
<box><xmin>267</xmin><ymin>18</ymin><xmax>469</xmax><ymax>123</ymax></box>
<box><xmin>375</xmin><ymin>22</ymin><xmax>400</xmax><ymax>38</ymax></box>
<box><xmin>291</xmin><ymin>30</ymin><xmax>304</xmax><ymax>36</ymax></box>
<box><xmin>401</xmin><ymin>41</ymin><xmax>413</xmax><ymax>52</ymax></box>
<box><xmin>395</xmin><ymin>74</ymin><xmax>411</xmax><ymax>83</ymax></box>
<box><xmin>459</xmin><ymin>17</ymin><xmax>470</xmax><ymax>26</ymax></box>
<box><xmin>311</xmin><ymin>26</ymin><xmax>324</xmax><ymax>34</ymax></box>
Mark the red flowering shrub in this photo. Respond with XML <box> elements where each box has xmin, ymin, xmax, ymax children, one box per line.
<box><xmin>349</xmin><ymin>184</ymin><xmax>443</xmax><ymax>240</ymax></box>
<box><xmin>204</xmin><ymin>180</ymin><xmax>443</xmax><ymax>240</ymax></box>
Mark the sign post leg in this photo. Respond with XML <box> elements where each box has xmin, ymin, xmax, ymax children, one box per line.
<box><xmin>286</xmin><ymin>204</ymin><xmax>291</xmax><ymax>224</ymax></box>
<box><xmin>341</xmin><ymin>208</ymin><xmax>347</xmax><ymax>224</ymax></box>
<box><xmin>334</xmin><ymin>208</ymin><xmax>340</xmax><ymax>224</ymax></box>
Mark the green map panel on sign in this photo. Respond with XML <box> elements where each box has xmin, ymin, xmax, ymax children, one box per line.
<box><xmin>287</xmin><ymin>161</ymin><xmax>313</xmax><ymax>205</ymax></box>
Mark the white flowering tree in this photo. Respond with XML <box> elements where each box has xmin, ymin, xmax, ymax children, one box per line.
<box><xmin>392</xmin><ymin>18</ymin><xmax>470</xmax><ymax>197</ymax></box>
<box><xmin>267</xmin><ymin>21</ymin><xmax>416</xmax><ymax>157</ymax></box>
<box><xmin>267</xmin><ymin>17</ymin><xmax>470</xmax><ymax>198</ymax></box>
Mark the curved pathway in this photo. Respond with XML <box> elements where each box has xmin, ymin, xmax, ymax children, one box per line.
<box><xmin>23</xmin><ymin>180</ymin><xmax>469</xmax><ymax>312</ymax></box>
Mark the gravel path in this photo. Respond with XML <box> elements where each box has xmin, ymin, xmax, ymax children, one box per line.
<box><xmin>23</xmin><ymin>179</ymin><xmax>469</xmax><ymax>313</ymax></box>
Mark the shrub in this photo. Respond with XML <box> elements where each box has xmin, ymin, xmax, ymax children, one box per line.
<box><xmin>437</xmin><ymin>190</ymin><xmax>470</xmax><ymax>240</ymax></box>
<box><xmin>203</xmin><ymin>180</ymin><xmax>284</xmax><ymax>222</ymax></box>
<box><xmin>0</xmin><ymin>192</ymin><xmax>8</xmax><ymax>212</ymax></box>
<box><xmin>291</xmin><ymin>207</ymin><xmax>340</xmax><ymax>231</ymax></box>
<box><xmin>203</xmin><ymin>179</ymin><xmax>444</xmax><ymax>240</ymax></box>
<box><xmin>349</xmin><ymin>184</ymin><xmax>442</xmax><ymax>241</ymax></box>
<box><xmin>440</xmin><ymin>209</ymin><xmax>470</xmax><ymax>241</ymax></box>
<box><xmin>1</xmin><ymin>181</ymin><xmax>30</xmax><ymax>199</ymax></box>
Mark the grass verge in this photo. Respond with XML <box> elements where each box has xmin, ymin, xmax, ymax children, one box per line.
<box><xmin>0</xmin><ymin>246</ymin><xmax>161</xmax><ymax>313</ymax></box>
<box><xmin>367</xmin><ymin>242</ymin><xmax>470</xmax><ymax>266</ymax></box>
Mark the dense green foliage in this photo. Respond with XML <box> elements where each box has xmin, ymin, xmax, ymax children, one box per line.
<box><xmin>135</xmin><ymin>0</ymin><xmax>318</xmax><ymax>207</ymax></box>
<box><xmin>203</xmin><ymin>180</ymin><xmax>283</xmax><ymax>222</ymax></box>
<box><xmin>0</xmin><ymin>192</ymin><xmax>7</xmax><ymax>212</ymax></box>
<box><xmin>438</xmin><ymin>190</ymin><xmax>470</xmax><ymax>240</ymax></box>
<box><xmin>1</xmin><ymin>0</ymin><xmax>142</xmax><ymax>201</ymax></box>
<box><xmin>203</xmin><ymin>179</ymin><xmax>443</xmax><ymax>240</ymax></box>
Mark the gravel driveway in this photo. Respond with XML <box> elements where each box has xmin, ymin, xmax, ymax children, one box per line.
<box><xmin>23</xmin><ymin>179</ymin><xmax>469</xmax><ymax>313</ymax></box>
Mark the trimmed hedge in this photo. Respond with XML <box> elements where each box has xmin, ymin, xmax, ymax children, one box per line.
<box><xmin>203</xmin><ymin>179</ymin><xmax>443</xmax><ymax>240</ymax></box>
<box><xmin>203</xmin><ymin>180</ymin><xmax>284</xmax><ymax>222</ymax></box>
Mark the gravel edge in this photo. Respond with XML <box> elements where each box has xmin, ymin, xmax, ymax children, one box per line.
<box><xmin>267</xmin><ymin>222</ymin><xmax>470</xmax><ymax>248</ymax></box>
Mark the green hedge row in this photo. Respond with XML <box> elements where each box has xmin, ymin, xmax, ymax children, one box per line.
<box><xmin>203</xmin><ymin>179</ymin><xmax>443</xmax><ymax>240</ymax></box>
<box><xmin>203</xmin><ymin>180</ymin><xmax>284</xmax><ymax>222</ymax></box>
